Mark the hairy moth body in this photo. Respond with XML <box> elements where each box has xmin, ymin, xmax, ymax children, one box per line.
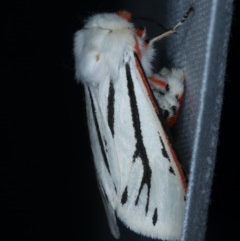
<box><xmin>74</xmin><ymin>10</ymin><xmax>189</xmax><ymax>240</ymax></box>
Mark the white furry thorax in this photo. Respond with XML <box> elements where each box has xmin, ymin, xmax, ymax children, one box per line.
<box><xmin>74</xmin><ymin>12</ymin><xmax>155</xmax><ymax>84</ymax></box>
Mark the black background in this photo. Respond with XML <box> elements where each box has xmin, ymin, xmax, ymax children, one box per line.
<box><xmin>1</xmin><ymin>1</ymin><xmax>239</xmax><ymax>240</ymax></box>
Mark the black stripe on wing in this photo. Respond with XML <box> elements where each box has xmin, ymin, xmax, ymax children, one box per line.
<box><xmin>121</xmin><ymin>63</ymin><xmax>152</xmax><ymax>215</ymax></box>
<box><xmin>88</xmin><ymin>87</ymin><xmax>111</xmax><ymax>174</ymax></box>
<box><xmin>107</xmin><ymin>81</ymin><xmax>115</xmax><ymax>136</ymax></box>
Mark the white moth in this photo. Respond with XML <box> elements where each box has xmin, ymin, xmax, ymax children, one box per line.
<box><xmin>74</xmin><ymin>8</ymin><xmax>192</xmax><ymax>241</ymax></box>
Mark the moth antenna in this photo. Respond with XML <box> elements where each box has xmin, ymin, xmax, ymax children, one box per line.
<box><xmin>172</xmin><ymin>6</ymin><xmax>194</xmax><ymax>31</ymax></box>
<box><xmin>149</xmin><ymin>6</ymin><xmax>194</xmax><ymax>45</ymax></box>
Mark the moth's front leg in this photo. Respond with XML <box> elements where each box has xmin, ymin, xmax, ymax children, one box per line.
<box><xmin>149</xmin><ymin>68</ymin><xmax>185</xmax><ymax>127</ymax></box>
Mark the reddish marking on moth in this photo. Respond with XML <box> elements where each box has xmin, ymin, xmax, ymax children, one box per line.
<box><xmin>116</xmin><ymin>10</ymin><xmax>132</xmax><ymax>21</ymax></box>
<box><xmin>134</xmin><ymin>37</ymin><xmax>142</xmax><ymax>59</ymax></box>
<box><xmin>149</xmin><ymin>76</ymin><xmax>168</xmax><ymax>89</ymax></box>
<box><xmin>166</xmin><ymin>116</ymin><xmax>178</xmax><ymax>127</ymax></box>
<box><xmin>178</xmin><ymin>93</ymin><xmax>184</xmax><ymax>106</ymax></box>
<box><xmin>136</xmin><ymin>28</ymin><xmax>145</xmax><ymax>38</ymax></box>
<box><xmin>166</xmin><ymin>93</ymin><xmax>184</xmax><ymax>127</ymax></box>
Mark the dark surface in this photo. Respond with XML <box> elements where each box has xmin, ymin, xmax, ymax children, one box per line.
<box><xmin>1</xmin><ymin>1</ymin><xmax>238</xmax><ymax>240</ymax></box>
<box><xmin>205</xmin><ymin>1</ymin><xmax>240</xmax><ymax>240</ymax></box>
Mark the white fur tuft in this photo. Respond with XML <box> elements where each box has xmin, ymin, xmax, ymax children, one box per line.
<box><xmin>74</xmin><ymin>12</ymin><xmax>155</xmax><ymax>85</ymax></box>
<box><xmin>74</xmin><ymin>13</ymin><xmax>135</xmax><ymax>85</ymax></box>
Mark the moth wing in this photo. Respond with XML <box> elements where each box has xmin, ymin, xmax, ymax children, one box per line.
<box><xmin>84</xmin><ymin>85</ymin><xmax>121</xmax><ymax>239</ymax></box>
<box><xmin>112</xmin><ymin>54</ymin><xmax>186</xmax><ymax>240</ymax></box>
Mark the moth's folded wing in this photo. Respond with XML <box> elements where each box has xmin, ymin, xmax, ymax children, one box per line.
<box><xmin>84</xmin><ymin>85</ymin><xmax>121</xmax><ymax>238</ymax></box>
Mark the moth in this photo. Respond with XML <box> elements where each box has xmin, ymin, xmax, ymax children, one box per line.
<box><xmin>74</xmin><ymin>8</ymin><xmax>192</xmax><ymax>240</ymax></box>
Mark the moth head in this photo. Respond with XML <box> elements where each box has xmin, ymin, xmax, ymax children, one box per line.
<box><xmin>73</xmin><ymin>11</ymin><xmax>154</xmax><ymax>84</ymax></box>
<box><xmin>74</xmin><ymin>12</ymin><xmax>136</xmax><ymax>84</ymax></box>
